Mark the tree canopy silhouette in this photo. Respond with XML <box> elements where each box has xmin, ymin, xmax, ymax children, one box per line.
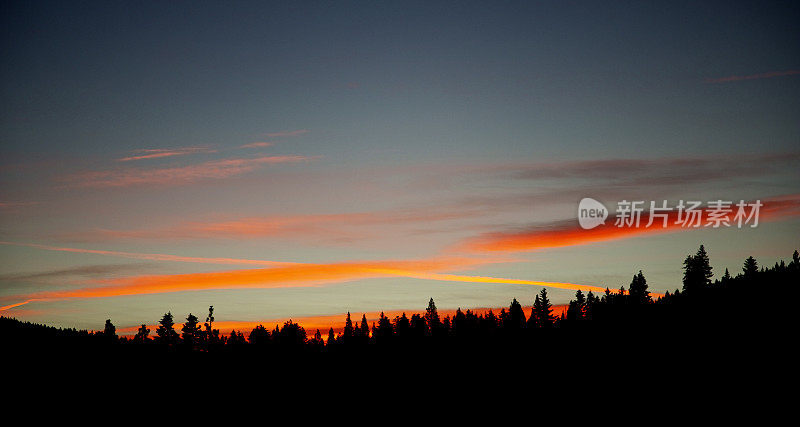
<box><xmin>3</xmin><ymin>245</ymin><xmax>797</xmax><ymax>359</ymax></box>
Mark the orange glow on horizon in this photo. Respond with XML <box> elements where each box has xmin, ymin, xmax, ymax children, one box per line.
<box><xmin>115</xmin><ymin>305</ymin><xmax>572</xmax><ymax>337</ymax></box>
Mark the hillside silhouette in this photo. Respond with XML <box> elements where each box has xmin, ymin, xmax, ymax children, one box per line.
<box><xmin>3</xmin><ymin>245</ymin><xmax>797</xmax><ymax>364</ymax></box>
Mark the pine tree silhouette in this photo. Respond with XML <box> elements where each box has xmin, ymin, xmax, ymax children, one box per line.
<box><xmin>425</xmin><ymin>298</ymin><xmax>441</xmax><ymax>335</ymax></box>
<box><xmin>683</xmin><ymin>245</ymin><xmax>713</xmax><ymax>293</ymax></box>
<box><xmin>182</xmin><ymin>313</ymin><xmax>201</xmax><ymax>349</ymax></box>
<box><xmin>134</xmin><ymin>324</ymin><xmax>150</xmax><ymax>344</ymax></box>
<box><xmin>155</xmin><ymin>312</ymin><xmax>179</xmax><ymax>346</ymax></box>
<box><xmin>103</xmin><ymin>319</ymin><xmax>117</xmax><ymax>343</ymax></box>
<box><xmin>628</xmin><ymin>270</ymin><xmax>651</xmax><ymax>304</ymax></box>
<box><xmin>343</xmin><ymin>312</ymin><xmax>354</xmax><ymax>340</ymax></box>
<box><xmin>743</xmin><ymin>256</ymin><xmax>758</xmax><ymax>277</ymax></box>
<box><xmin>530</xmin><ymin>289</ymin><xmax>554</xmax><ymax>328</ymax></box>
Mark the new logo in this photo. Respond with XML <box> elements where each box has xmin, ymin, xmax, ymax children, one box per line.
<box><xmin>578</xmin><ymin>198</ymin><xmax>608</xmax><ymax>230</ymax></box>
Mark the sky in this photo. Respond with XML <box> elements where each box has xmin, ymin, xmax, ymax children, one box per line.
<box><xmin>1</xmin><ymin>0</ymin><xmax>798</xmax><ymax>334</ymax></box>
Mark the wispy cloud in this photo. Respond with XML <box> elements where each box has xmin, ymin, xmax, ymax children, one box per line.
<box><xmin>117</xmin><ymin>147</ymin><xmax>215</xmax><ymax>162</ymax></box>
<box><xmin>0</xmin><ymin>241</ymin><xmax>298</xmax><ymax>267</ymax></box>
<box><xmin>0</xmin><ymin>242</ymin><xmax>611</xmax><ymax>311</ymax></box>
<box><xmin>0</xmin><ymin>263</ymin><xmax>150</xmax><ymax>282</ymax></box>
<box><xmin>63</xmin><ymin>155</ymin><xmax>318</xmax><ymax>188</ymax></box>
<box><xmin>0</xmin><ymin>201</ymin><xmax>40</xmax><ymax>209</ymax></box>
<box><xmin>263</xmin><ymin>130</ymin><xmax>309</xmax><ymax>138</ymax></box>
<box><xmin>456</xmin><ymin>195</ymin><xmax>800</xmax><ymax>254</ymax></box>
<box><xmin>705</xmin><ymin>70</ymin><xmax>800</xmax><ymax>84</ymax></box>
<box><xmin>60</xmin><ymin>208</ymin><xmax>482</xmax><ymax>242</ymax></box>
<box><xmin>0</xmin><ymin>256</ymin><xmax>606</xmax><ymax>310</ymax></box>
<box><xmin>396</xmin><ymin>153</ymin><xmax>800</xmax><ymax>202</ymax></box>
<box><xmin>0</xmin><ymin>299</ymin><xmax>41</xmax><ymax>311</ymax></box>
<box><xmin>239</xmin><ymin>141</ymin><xmax>274</xmax><ymax>149</ymax></box>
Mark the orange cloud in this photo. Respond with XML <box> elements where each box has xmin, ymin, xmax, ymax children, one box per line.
<box><xmin>117</xmin><ymin>147</ymin><xmax>214</xmax><ymax>162</ymax></box>
<box><xmin>0</xmin><ymin>252</ymin><xmax>612</xmax><ymax>311</ymax></box>
<box><xmin>459</xmin><ymin>195</ymin><xmax>800</xmax><ymax>253</ymax></box>
<box><xmin>16</xmin><ymin>257</ymin><xmax>496</xmax><ymax>300</ymax></box>
<box><xmin>0</xmin><ymin>299</ymin><xmax>43</xmax><ymax>311</ymax></box>
<box><xmin>64</xmin><ymin>155</ymin><xmax>317</xmax><ymax>187</ymax></box>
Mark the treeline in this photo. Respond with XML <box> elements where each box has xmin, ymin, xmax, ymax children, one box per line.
<box><xmin>3</xmin><ymin>245</ymin><xmax>798</xmax><ymax>354</ymax></box>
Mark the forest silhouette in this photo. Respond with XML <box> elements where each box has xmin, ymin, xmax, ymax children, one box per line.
<box><xmin>3</xmin><ymin>245</ymin><xmax>798</xmax><ymax>361</ymax></box>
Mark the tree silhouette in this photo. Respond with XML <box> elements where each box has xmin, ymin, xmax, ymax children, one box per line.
<box><xmin>181</xmin><ymin>313</ymin><xmax>201</xmax><ymax>349</ymax></box>
<box><xmin>425</xmin><ymin>298</ymin><xmax>441</xmax><ymax>335</ymax></box>
<box><xmin>504</xmin><ymin>298</ymin><xmax>527</xmax><ymax>329</ymax></box>
<box><xmin>248</xmin><ymin>325</ymin><xmax>270</xmax><ymax>346</ymax></box>
<box><xmin>530</xmin><ymin>288</ymin><xmax>554</xmax><ymax>328</ymax></box>
<box><xmin>567</xmin><ymin>290</ymin><xmax>586</xmax><ymax>321</ymax></box>
<box><xmin>326</xmin><ymin>327</ymin><xmax>336</xmax><ymax>347</ymax></box>
<box><xmin>277</xmin><ymin>320</ymin><xmax>306</xmax><ymax>346</ymax></box>
<box><xmin>103</xmin><ymin>319</ymin><xmax>117</xmax><ymax>342</ymax></box>
<box><xmin>683</xmin><ymin>245</ymin><xmax>713</xmax><ymax>293</ymax></box>
<box><xmin>227</xmin><ymin>329</ymin><xmax>246</xmax><ymax>346</ymax></box>
<box><xmin>585</xmin><ymin>290</ymin><xmax>599</xmax><ymax>320</ymax></box>
<box><xmin>133</xmin><ymin>324</ymin><xmax>150</xmax><ymax>344</ymax></box>
<box><xmin>342</xmin><ymin>312</ymin><xmax>354</xmax><ymax>341</ymax></box>
<box><xmin>410</xmin><ymin>313</ymin><xmax>426</xmax><ymax>337</ymax></box>
<box><xmin>204</xmin><ymin>305</ymin><xmax>219</xmax><ymax>349</ymax></box>
<box><xmin>7</xmin><ymin>245</ymin><xmax>800</xmax><ymax>357</ymax></box>
<box><xmin>743</xmin><ymin>256</ymin><xmax>758</xmax><ymax>277</ymax></box>
<box><xmin>394</xmin><ymin>312</ymin><xmax>410</xmax><ymax>338</ymax></box>
<box><xmin>375</xmin><ymin>312</ymin><xmax>393</xmax><ymax>342</ymax></box>
<box><xmin>155</xmin><ymin>312</ymin><xmax>179</xmax><ymax>346</ymax></box>
<box><xmin>359</xmin><ymin>314</ymin><xmax>369</xmax><ymax>341</ymax></box>
<box><xmin>628</xmin><ymin>270</ymin><xmax>651</xmax><ymax>304</ymax></box>
<box><xmin>309</xmin><ymin>329</ymin><xmax>324</xmax><ymax>348</ymax></box>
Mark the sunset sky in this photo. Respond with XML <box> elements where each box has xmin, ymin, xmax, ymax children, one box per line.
<box><xmin>1</xmin><ymin>1</ymin><xmax>798</xmax><ymax>334</ymax></box>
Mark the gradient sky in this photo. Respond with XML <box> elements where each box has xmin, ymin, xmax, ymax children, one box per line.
<box><xmin>1</xmin><ymin>1</ymin><xmax>798</xmax><ymax>334</ymax></box>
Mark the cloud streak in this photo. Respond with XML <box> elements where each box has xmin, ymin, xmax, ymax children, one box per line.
<box><xmin>0</xmin><ymin>242</ymin><xmax>609</xmax><ymax>311</ymax></box>
<box><xmin>458</xmin><ymin>195</ymin><xmax>800</xmax><ymax>253</ymax></box>
<box><xmin>63</xmin><ymin>155</ymin><xmax>317</xmax><ymax>188</ymax></box>
<box><xmin>117</xmin><ymin>147</ymin><xmax>215</xmax><ymax>162</ymax></box>
<box><xmin>61</xmin><ymin>208</ymin><xmax>483</xmax><ymax>242</ymax></box>
<box><xmin>0</xmin><ymin>241</ymin><xmax>298</xmax><ymax>267</ymax></box>
<box><xmin>239</xmin><ymin>141</ymin><xmax>274</xmax><ymax>149</ymax></box>
<box><xmin>0</xmin><ymin>263</ymin><xmax>150</xmax><ymax>282</ymax></box>
<box><xmin>263</xmin><ymin>130</ymin><xmax>309</xmax><ymax>138</ymax></box>
<box><xmin>705</xmin><ymin>70</ymin><xmax>800</xmax><ymax>83</ymax></box>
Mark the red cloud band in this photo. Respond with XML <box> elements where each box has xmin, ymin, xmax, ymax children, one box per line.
<box><xmin>460</xmin><ymin>195</ymin><xmax>800</xmax><ymax>253</ymax></box>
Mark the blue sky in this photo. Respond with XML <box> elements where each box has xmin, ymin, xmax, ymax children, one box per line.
<box><xmin>1</xmin><ymin>1</ymin><xmax>798</xmax><ymax>332</ymax></box>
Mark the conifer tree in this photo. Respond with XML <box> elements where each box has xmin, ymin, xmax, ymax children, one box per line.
<box><xmin>103</xmin><ymin>319</ymin><xmax>117</xmax><ymax>342</ymax></box>
<box><xmin>327</xmin><ymin>327</ymin><xmax>336</xmax><ymax>346</ymax></box>
<box><xmin>628</xmin><ymin>270</ymin><xmax>651</xmax><ymax>304</ymax></box>
<box><xmin>134</xmin><ymin>324</ymin><xmax>150</xmax><ymax>344</ymax></box>
<box><xmin>182</xmin><ymin>313</ymin><xmax>201</xmax><ymax>348</ymax></box>
<box><xmin>155</xmin><ymin>312</ymin><xmax>179</xmax><ymax>346</ymax></box>
<box><xmin>342</xmin><ymin>312</ymin><xmax>354</xmax><ymax>340</ymax></box>
<box><xmin>743</xmin><ymin>256</ymin><xmax>758</xmax><ymax>277</ymax></box>
<box><xmin>683</xmin><ymin>245</ymin><xmax>713</xmax><ymax>292</ymax></box>
<box><xmin>425</xmin><ymin>298</ymin><xmax>441</xmax><ymax>334</ymax></box>
<box><xmin>531</xmin><ymin>289</ymin><xmax>554</xmax><ymax>328</ymax></box>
